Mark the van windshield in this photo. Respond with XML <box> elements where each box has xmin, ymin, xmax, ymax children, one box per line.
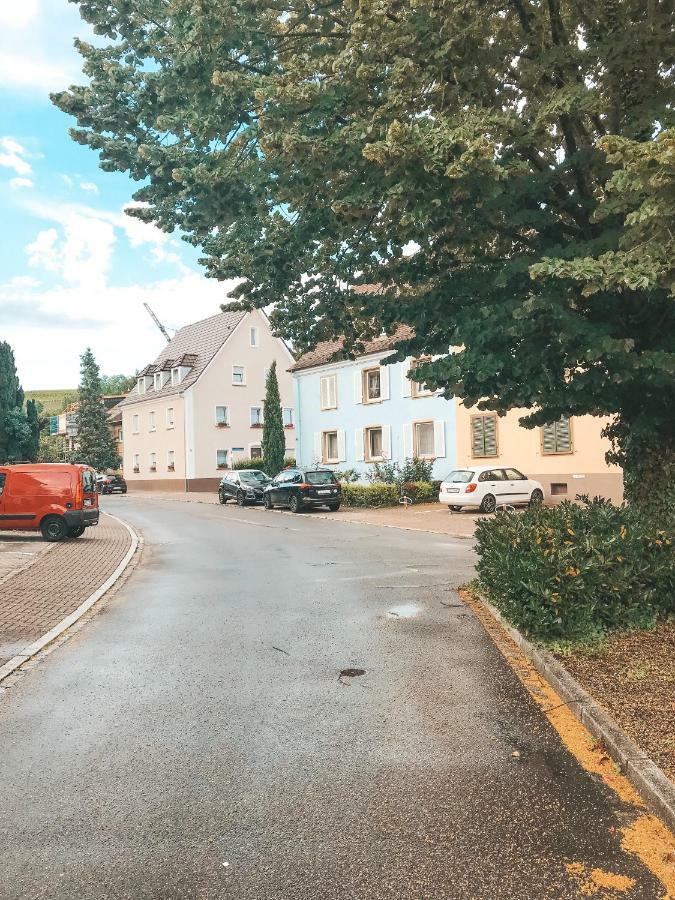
<box><xmin>444</xmin><ymin>470</ymin><xmax>474</xmax><ymax>483</ymax></box>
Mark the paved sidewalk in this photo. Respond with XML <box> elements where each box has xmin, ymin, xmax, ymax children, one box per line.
<box><xmin>0</xmin><ymin>514</ymin><xmax>132</xmax><ymax>667</ymax></box>
<box><xmin>0</xmin><ymin>536</ymin><xmax>51</xmax><ymax>587</ymax></box>
<box><xmin>127</xmin><ymin>490</ymin><xmax>481</xmax><ymax>537</ymax></box>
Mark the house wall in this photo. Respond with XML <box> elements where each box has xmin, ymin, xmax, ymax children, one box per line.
<box><xmin>294</xmin><ymin>352</ymin><xmax>457</xmax><ymax>480</ymax></box>
<box><xmin>122</xmin><ymin>395</ymin><xmax>187</xmax><ymax>490</ymax></box>
<box><xmin>187</xmin><ymin>309</ymin><xmax>295</xmax><ymax>489</ymax></box>
<box><xmin>455</xmin><ymin>405</ymin><xmax>623</xmax><ymax>503</ymax></box>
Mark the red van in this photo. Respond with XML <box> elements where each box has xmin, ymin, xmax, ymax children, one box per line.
<box><xmin>0</xmin><ymin>464</ymin><xmax>99</xmax><ymax>541</ymax></box>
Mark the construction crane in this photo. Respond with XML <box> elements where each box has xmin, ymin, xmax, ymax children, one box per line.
<box><xmin>143</xmin><ymin>302</ymin><xmax>172</xmax><ymax>342</ymax></box>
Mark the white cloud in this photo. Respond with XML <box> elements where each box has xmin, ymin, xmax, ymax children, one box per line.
<box><xmin>0</xmin><ymin>137</ymin><xmax>32</xmax><ymax>176</ymax></box>
<box><xmin>0</xmin><ymin>0</ymin><xmax>40</xmax><ymax>28</ymax></box>
<box><xmin>26</xmin><ymin>228</ymin><xmax>62</xmax><ymax>273</ymax></box>
<box><xmin>80</xmin><ymin>181</ymin><xmax>99</xmax><ymax>194</ymax></box>
<box><xmin>60</xmin><ymin>174</ymin><xmax>74</xmax><ymax>188</ymax></box>
<box><xmin>0</xmin><ymin>53</ymin><xmax>77</xmax><ymax>93</ymax></box>
<box><xmin>10</xmin><ymin>176</ymin><xmax>34</xmax><ymax>189</ymax></box>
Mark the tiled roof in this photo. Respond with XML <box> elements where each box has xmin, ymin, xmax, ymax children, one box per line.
<box><xmin>289</xmin><ymin>324</ymin><xmax>414</xmax><ymax>372</ymax></box>
<box><xmin>118</xmin><ymin>309</ymin><xmax>247</xmax><ymax>407</ymax></box>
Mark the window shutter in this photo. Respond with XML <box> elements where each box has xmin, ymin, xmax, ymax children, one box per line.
<box><xmin>471</xmin><ymin>417</ymin><xmax>485</xmax><ymax>457</ymax></box>
<box><xmin>403</xmin><ymin>423</ymin><xmax>413</xmax><ymax>459</ymax></box>
<box><xmin>542</xmin><ymin>422</ymin><xmax>557</xmax><ymax>455</ymax></box>
<box><xmin>313</xmin><ymin>432</ymin><xmax>322</xmax><ymax>463</ymax></box>
<box><xmin>433</xmin><ymin>420</ymin><xmax>446</xmax><ymax>458</ymax></box>
<box><xmin>354</xmin><ymin>371</ymin><xmax>363</xmax><ymax>404</ymax></box>
<box><xmin>382</xmin><ymin>425</ymin><xmax>392</xmax><ymax>459</ymax></box>
<box><xmin>329</xmin><ymin>375</ymin><xmax>337</xmax><ymax>409</ymax></box>
<box><xmin>556</xmin><ymin>417</ymin><xmax>572</xmax><ymax>452</ymax></box>
<box><xmin>380</xmin><ymin>365</ymin><xmax>390</xmax><ymax>400</ymax></box>
<box><xmin>355</xmin><ymin>428</ymin><xmax>365</xmax><ymax>461</ymax></box>
<box><xmin>337</xmin><ymin>430</ymin><xmax>346</xmax><ymax>462</ymax></box>
<box><xmin>320</xmin><ymin>377</ymin><xmax>328</xmax><ymax>410</ymax></box>
<box><xmin>484</xmin><ymin>415</ymin><xmax>497</xmax><ymax>456</ymax></box>
<box><xmin>401</xmin><ymin>359</ymin><xmax>412</xmax><ymax>397</ymax></box>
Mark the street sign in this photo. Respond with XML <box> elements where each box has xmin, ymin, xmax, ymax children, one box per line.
<box><xmin>49</xmin><ymin>416</ymin><xmax>58</xmax><ymax>435</ymax></box>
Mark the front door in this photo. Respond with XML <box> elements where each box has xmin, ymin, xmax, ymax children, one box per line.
<box><xmin>479</xmin><ymin>469</ymin><xmax>509</xmax><ymax>507</ymax></box>
<box><xmin>502</xmin><ymin>468</ymin><xmax>530</xmax><ymax>505</ymax></box>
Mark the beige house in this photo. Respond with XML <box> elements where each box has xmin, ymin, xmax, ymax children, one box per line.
<box><xmin>118</xmin><ymin>309</ymin><xmax>295</xmax><ymax>491</ymax></box>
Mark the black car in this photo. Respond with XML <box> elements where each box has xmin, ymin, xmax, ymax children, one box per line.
<box><xmin>219</xmin><ymin>470</ymin><xmax>271</xmax><ymax>506</ymax></box>
<box><xmin>263</xmin><ymin>468</ymin><xmax>341</xmax><ymax>513</ymax></box>
<box><xmin>100</xmin><ymin>474</ymin><xmax>127</xmax><ymax>494</ymax></box>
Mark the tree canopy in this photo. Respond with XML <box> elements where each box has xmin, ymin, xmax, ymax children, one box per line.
<box><xmin>77</xmin><ymin>348</ymin><xmax>121</xmax><ymax>472</ymax></box>
<box><xmin>53</xmin><ymin>0</ymin><xmax>674</xmax><ymax>498</ymax></box>
<box><xmin>0</xmin><ymin>341</ymin><xmax>36</xmax><ymax>464</ymax></box>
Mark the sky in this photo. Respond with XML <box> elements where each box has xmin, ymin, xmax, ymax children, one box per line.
<box><xmin>0</xmin><ymin>0</ymin><xmax>238</xmax><ymax>390</ymax></box>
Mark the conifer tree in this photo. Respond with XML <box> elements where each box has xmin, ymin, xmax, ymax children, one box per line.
<box><xmin>77</xmin><ymin>348</ymin><xmax>120</xmax><ymax>471</ymax></box>
<box><xmin>261</xmin><ymin>361</ymin><xmax>285</xmax><ymax>477</ymax></box>
<box><xmin>24</xmin><ymin>399</ymin><xmax>40</xmax><ymax>462</ymax></box>
<box><xmin>0</xmin><ymin>341</ymin><xmax>30</xmax><ymax>463</ymax></box>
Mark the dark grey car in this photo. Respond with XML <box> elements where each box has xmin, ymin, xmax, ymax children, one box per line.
<box><xmin>218</xmin><ymin>470</ymin><xmax>271</xmax><ymax>506</ymax></box>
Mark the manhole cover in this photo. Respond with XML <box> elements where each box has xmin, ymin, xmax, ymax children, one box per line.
<box><xmin>339</xmin><ymin>668</ymin><xmax>366</xmax><ymax>678</ymax></box>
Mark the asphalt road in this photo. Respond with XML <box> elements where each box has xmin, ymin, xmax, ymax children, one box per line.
<box><xmin>0</xmin><ymin>498</ymin><xmax>665</xmax><ymax>899</ymax></box>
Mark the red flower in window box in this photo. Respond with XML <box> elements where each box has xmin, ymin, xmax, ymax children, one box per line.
<box><xmin>250</xmin><ymin>422</ymin><xmax>263</xmax><ymax>428</ymax></box>
<box><xmin>284</xmin><ymin>424</ymin><xmax>295</xmax><ymax>429</ymax></box>
<box><xmin>216</xmin><ymin>422</ymin><xmax>229</xmax><ymax>428</ymax></box>
<box><xmin>133</xmin><ymin>467</ymin><xmax>140</xmax><ymax>474</ymax></box>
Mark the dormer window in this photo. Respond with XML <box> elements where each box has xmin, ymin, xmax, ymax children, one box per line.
<box><xmin>137</xmin><ymin>378</ymin><xmax>145</xmax><ymax>394</ymax></box>
<box><xmin>171</xmin><ymin>368</ymin><xmax>179</xmax><ymax>386</ymax></box>
<box><xmin>154</xmin><ymin>372</ymin><xmax>162</xmax><ymax>391</ymax></box>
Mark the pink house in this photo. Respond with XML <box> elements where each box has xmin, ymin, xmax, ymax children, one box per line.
<box><xmin>118</xmin><ymin>309</ymin><xmax>295</xmax><ymax>491</ymax></box>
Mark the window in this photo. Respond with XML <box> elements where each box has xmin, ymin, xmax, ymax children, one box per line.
<box><xmin>149</xmin><ymin>411</ymin><xmax>156</xmax><ymax>431</ymax></box>
<box><xmin>250</xmin><ymin>407</ymin><xmax>263</xmax><ymax>426</ymax></box>
<box><xmin>215</xmin><ymin>405</ymin><xmax>229</xmax><ymax>426</ymax></box>
<box><xmin>411</xmin><ymin>357</ymin><xmax>434</xmax><ymax>397</ymax></box>
<box><xmin>471</xmin><ymin>414</ymin><xmax>498</xmax><ymax>457</ymax></box>
<box><xmin>250</xmin><ymin>446</ymin><xmax>262</xmax><ymax>459</ymax></box>
<box><xmin>137</xmin><ymin>378</ymin><xmax>145</xmax><ymax>394</ymax></box>
<box><xmin>249</xmin><ymin>326</ymin><xmax>259</xmax><ymax>347</ymax></box>
<box><xmin>320</xmin><ymin>374</ymin><xmax>338</xmax><ymax>410</ymax></box>
<box><xmin>149</xmin><ymin>452</ymin><xmax>157</xmax><ymax>472</ymax></box>
<box><xmin>0</xmin><ymin>473</ymin><xmax>5</xmax><ymax>496</ymax></box>
<box><xmin>365</xmin><ymin>426</ymin><xmax>383</xmax><ymax>461</ymax></box>
<box><xmin>232</xmin><ymin>366</ymin><xmax>246</xmax><ymax>385</ymax></box>
<box><xmin>504</xmin><ymin>468</ymin><xmax>526</xmax><ymax>481</ymax></box>
<box><xmin>542</xmin><ymin>417</ymin><xmax>573</xmax><ymax>454</ymax></box>
<box><xmin>171</xmin><ymin>368</ymin><xmax>179</xmax><ymax>386</ymax></box>
<box><xmin>414</xmin><ymin>421</ymin><xmax>435</xmax><ymax>458</ymax></box>
<box><xmin>166</xmin><ymin>407</ymin><xmax>174</xmax><ymax>428</ymax></box>
<box><xmin>478</xmin><ymin>469</ymin><xmax>505</xmax><ymax>482</ymax></box>
<box><xmin>154</xmin><ymin>372</ymin><xmax>162</xmax><ymax>391</ymax></box>
<box><xmin>217</xmin><ymin>449</ymin><xmax>229</xmax><ymax>469</ymax></box>
<box><xmin>132</xmin><ymin>414</ymin><xmax>140</xmax><ymax>433</ymax></box>
<box><xmin>133</xmin><ymin>453</ymin><xmax>140</xmax><ymax>473</ymax></box>
<box><xmin>167</xmin><ymin>450</ymin><xmax>175</xmax><ymax>471</ymax></box>
<box><xmin>283</xmin><ymin>407</ymin><xmax>294</xmax><ymax>427</ymax></box>
<box><xmin>363</xmin><ymin>367</ymin><xmax>381</xmax><ymax>402</ymax></box>
<box><xmin>323</xmin><ymin>431</ymin><xmax>339</xmax><ymax>464</ymax></box>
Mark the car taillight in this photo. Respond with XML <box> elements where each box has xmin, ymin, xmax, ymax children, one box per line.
<box><xmin>298</xmin><ymin>483</ymin><xmax>311</xmax><ymax>490</ymax></box>
<box><xmin>75</xmin><ymin>478</ymin><xmax>84</xmax><ymax>508</ymax></box>
<box><xmin>465</xmin><ymin>483</ymin><xmax>477</xmax><ymax>493</ymax></box>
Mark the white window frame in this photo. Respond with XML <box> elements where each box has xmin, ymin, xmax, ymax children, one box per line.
<box><xmin>323</xmin><ymin>430</ymin><xmax>339</xmax><ymax>464</ymax></box>
<box><xmin>410</xmin><ymin>357</ymin><xmax>434</xmax><ymax>398</ymax></box>
<box><xmin>232</xmin><ymin>365</ymin><xmax>246</xmax><ymax>386</ymax></box>
<box><xmin>167</xmin><ymin>449</ymin><xmax>175</xmax><ymax>471</ymax></box>
<box><xmin>250</xmin><ymin>406</ymin><xmax>264</xmax><ymax>426</ymax></box>
<box><xmin>215</xmin><ymin>405</ymin><xmax>229</xmax><ymax>427</ymax></box>
<box><xmin>283</xmin><ymin>407</ymin><xmax>294</xmax><ymax>427</ymax></box>
<box><xmin>171</xmin><ymin>368</ymin><xmax>179</xmax><ymax>386</ymax></box>
<box><xmin>413</xmin><ymin>420</ymin><xmax>436</xmax><ymax>459</ymax></box>
<box><xmin>216</xmin><ymin>449</ymin><xmax>229</xmax><ymax>469</ymax></box>
<box><xmin>320</xmin><ymin>374</ymin><xmax>338</xmax><ymax>410</ymax></box>
<box><xmin>154</xmin><ymin>372</ymin><xmax>162</xmax><ymax>391</ymax></box>
<box><xmin>166</xmin><ymin>407</ymin><xmax>174</xmax><ymax>429</ymax></box>
<box><xmin>250</xmin><ymin>445</ymin><xmax>263</xmax><ymax>460</ymax></box>
<box><xmin>365</xmin><ymin>425</ymin><xmax>384</xmax><ymax>462</ymax></box>
<box><xmin>149</xmin><ymin>411</ymin><xmax>156</xmax><ymax>432</ymax></box>
<box><xmin>133</xmin><ymin>453</ymin><xmax>140</xmax><ymax>472</ymax></box>
<box><xmin>362</xmin><ymin>367</ymin><xmax>382</xmax><ymax>403</ymax></box>
<box><xmin>132</xmin><ymin>414</ymin><xmax>140</xmax><ymax>434</ymax></box>
<box><xmin>249</xmin><ymin>326</ymin><xmax>259</xmax><ymax>347</ymax></box>
<box><xmin>149</xmin><ymin>452</ymin><xmax>157</xmax><ymax>472</ymax></box>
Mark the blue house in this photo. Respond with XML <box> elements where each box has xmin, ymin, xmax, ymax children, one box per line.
<box><xmin>290</xmin><ymin>326</ymin><xmax>457</xmax><ymax>481</ymax></box>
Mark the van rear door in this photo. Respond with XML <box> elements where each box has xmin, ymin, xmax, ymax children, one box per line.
<box><xmin>81</xmin><ymin>468</ymin><xmax>98</xmax><ymax>509</ymax></box>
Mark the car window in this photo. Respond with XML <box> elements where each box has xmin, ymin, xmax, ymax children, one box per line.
<box><xmin>276</xmin><ymin>471</ymin><xmax>295</xmax><ymax>484</ymax></box>
<box><xmin>479</xmin><ymin>469</ymin><xmax>504</xmax><ymax>482</ymax></box>
<box><xmin>504</xmin><ymin>468</ymin><xmax>526</xmax><ymax>480</ymax></box>
<box><xmin>240</xmin><ymin>472</ymin><xmax>267</xmax><ymax>484</ymax></box>
<box><xmin>444</xmin><ymin>470</ymin><xmax>474</xmax><ymax>483</ymax></box>
<box><xmin>0</xmin><ymin>473</ymin><xmax>5</xmax><ymax>496</ymax></box>
<box><xmin>82</xmin><ymin>470</ymin><xmax>95</xmax><ymax>492</ymax></box>
<box><xmin>305</xmin><ymin>471</ymin><xmax>336</xmax><ymax>485</ymax></box>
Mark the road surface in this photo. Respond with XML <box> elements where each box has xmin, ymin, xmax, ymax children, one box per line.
<box><xmin>0</xmin><ymin>497</ymin><xmax>665</xmax><ymax>898</ymax></box>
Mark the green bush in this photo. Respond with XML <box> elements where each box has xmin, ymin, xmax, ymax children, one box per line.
<box><xmin>475</xmin><ymin>497</ymin><xmax>674</xmax><ymax>643</ymax></box>
<box><xmin>403</xmin><ymin>481</ymin><xmax>438</xmax><ymax>503</ymax></box>
<box><xmin>366</xmin><ymin>457</ymin><xmax>435</xmax><ymax>484</ymax></box>
<box><xmin>334</xmin><ymin>468</ymin><xmax>360</xmax><ymax>483</ymax></box>
<box><xmin>231</xmin><ymin>455</ymin><xmax>295</xmax><ymax>472</ymax></box>
<box><xmin>341</xmin><ymin>481</ymin><xmax>438</xmax><ymax>507</ymax></box>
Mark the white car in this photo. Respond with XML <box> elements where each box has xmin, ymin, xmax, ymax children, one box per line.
<box><xmin>439</xmin><ymin>466</ymin><xmax>545</xmax><ymax>513</ymax></box>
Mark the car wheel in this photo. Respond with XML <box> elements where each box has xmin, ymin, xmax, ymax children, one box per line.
<box><xmin>219</xmin><ymin>491</ymin><xmax>227</xmax><ymax>504</ymax></box>
<box><xmin>328</xmin><ymin>502</ymin><xmax>340</xmax><ymax>512</ymax></box>
<box><xmin>289</xmin><ymin>494</ymin><xmax>302</xmax><ymax>513</ymax></box>
<box><xmin>41</xmin><ymin>515</ymin><xmax>68</xmax><ymax>542</ymax></box>
<box><xmin>121</xmin><ymin>488</ymin><xmax>127</xmax><ymax>494</ymax></box>
<box><xmin>479</xmin><ymin>494</ymin><xmax>497</xmax><ymax>514</ymax></box>
<box><xmin>263</xmin><ymin>494</ymin><xmax>273</xmax><ymax>510</ymax></box>
<box><xmin>237</xmin><ymin>491</ymin><xmax>246</xmax><ymax>507</ymax></box>
<box><xmin>449</xmin><ymin>505</ymin><xmax>463</xmax><ymax>512</ymax></box>
<box><xmin>529</xmin><ymin>488</ymin><xmax>544</xmax><ymax>506</ymax></box>
<box><xmin>68</xmin><ymin>525</ymin><xmax>86</xmax><ymax>538</ymax></box>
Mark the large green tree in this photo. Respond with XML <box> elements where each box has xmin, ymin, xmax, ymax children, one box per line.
<box><xmin>261</xmin><ymin>360</ymin><xmax>286</xmax><ymax>477</ymax></box>
<box><xmin>77</xmin><ymin>348</ymin><xmax>120</xmax><ymax>471</ymax></box>
<box><xmin>53</xmin><ymin>0</ymin><xmax>674</xmax><ymax>507</ymax></box>
<box><xmin>0</xmin><ymin>341</ymin><xmax>30</xmax><ymax>464</ymax></box>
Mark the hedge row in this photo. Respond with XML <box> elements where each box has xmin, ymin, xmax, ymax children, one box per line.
<box><xmin>341</xmin><ymin>481</ymin><xmax>439</xmax><ymax>508</ymax></box>
<box><xmin>231</xmin><ymin>456</ymin><xmax>296</xmax><ymax>472</ymax></box>
<box><xmin>475</xmin><ymin>497</ymin><xmax>674</xmax><ymax>643</ymax></box>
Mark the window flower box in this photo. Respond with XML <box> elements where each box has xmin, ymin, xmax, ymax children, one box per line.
<box><xmin>216</xmin><ymin>422</ymin><xmax>229</xmax><ymax>428</ymax></box>
<box><xmin>168</xmin><ymin>465</ymin><xmax>175</xmax><ymax>472</ymax></box>
<box><xmin>284</xmin><ymin>424</ymin><xmax>295</xmax><ymax>429</ymax></box>
<box><xmin>217</xmin><ymin>463</ymin><xmax>229</xmax><ymax>470</ymax></box>
<box><xmin>150</xmin><ymin>465</ymin><xmax>157</xmax><ymax>472</ymax></box>
<box><xmin>250</xmin><ymin>422</ymin><xmax>263</xmax><ymax>429</ymax></box>
<box><xmin>133</xmin><ymin>467</ymin><xmax>140</xmax><ymax>474</ymax></box>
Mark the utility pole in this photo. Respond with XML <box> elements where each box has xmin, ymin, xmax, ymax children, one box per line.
<box><xmin>143</xmin><ymin>302</ymin><xmax>171</xmax><ymax>342</ymax></box>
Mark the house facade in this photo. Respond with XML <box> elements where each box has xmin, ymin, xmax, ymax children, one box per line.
<box><xmin>291</xmin><ymin>333</ymin><xmax>623</xmax><ymax>503</ymax></box>
<box><xmin>119</xmin><ymin>309</ymin><xmax>295</xmax><ymax>491</ymax></box>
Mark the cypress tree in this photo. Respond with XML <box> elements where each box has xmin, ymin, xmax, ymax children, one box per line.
<box><xmin>77</xmin><ymin>348</ymin><xmax>120</xmax><ymax>471</ymax></box>
<box><xmin>24</xmin><ymin>400</ymin><xmax>40</xmax><ymax>462</ymax></box>
<box><xmin>0</xmin><ymin>341</ymin><xmax>30</xmax><ymax>463</ymax></box>
<box><xmin>261</xmin><ymin>360</ymin><xmax>285</xmax><ymax>477</ymax></box>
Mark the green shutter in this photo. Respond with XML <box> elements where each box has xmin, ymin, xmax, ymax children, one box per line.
<box><xmin>555</xmin><ymin>417</ymin><xmax>572</xmax><ymax>452</ymax></box>
<box><xmin>472</xmin><ymin>416</ymin><xmax>485</xmax><ymax>456</ymax></box>
<box><xmin>542</xmin><ymin>422</ymin><xmax>557</xmax><ymax>454</ymax></box>
<box><xmin>472</xmin><ymin>415</ymin><xmax>497</xmax><ymax>457</ymax></box>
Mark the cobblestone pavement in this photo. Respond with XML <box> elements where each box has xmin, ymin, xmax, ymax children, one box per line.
<box><xmin>0</xmin><ymin>537</ymin><xmax>51</xmax><ymax>588</ymax></box>
<box><xmin>126</xmin><ymin>490</ymin><xmax>482</xmax><ymax>537</ymax></box>
<box><xmin>0</xmin><ymin>515</ymin><xmax>132</xmax><ymax>667</ymax></box>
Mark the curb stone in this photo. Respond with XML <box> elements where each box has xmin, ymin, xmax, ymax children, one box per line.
<box><xmin>474</xmin><ymin>593</ymin><xmax>675</xmax><ymax>833</ymax></box>
<box><xmin>0</xmin><ymin>512</ymin><xmax>140</xmax><ymax>685</ymax></box>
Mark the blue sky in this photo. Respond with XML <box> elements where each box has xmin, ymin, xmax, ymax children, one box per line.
<box><xmin>0</xmin><ymin>0</ymin><xmax>238</xmax><ymax>389</ymax></box>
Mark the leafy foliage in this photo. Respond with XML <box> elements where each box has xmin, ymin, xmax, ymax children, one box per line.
<box><xmin>333</xmin><ymin>468</ymin><xmax>360</xmax><ymax>484</ymax></box>
<box><xmin>367</xmin><ymin>457</ymin><xmax>435</xmax><ymax>485</ymax></box>
<box><xmin>0</xmin><ymin>341</ymin><xmax>32</xmax><ymax>463</ymax></box>
<box><xmin>76</xmin><ymin>348</ymin><xmax>120</xmax><ymax>472</ymax></box>
<box><xmin>231</xmin><ymin>455</ymin><xmax>296</xmax><ymax>473</ymax></box>
<box><xmin>53</xmin><ymin>1</ymin><xmax>675</xmax><ymax>503</ymax></box>
<box><xmin>342</xmin><ymin>481</ymin><xmax>437</xmax><ymax>507</ymax></box>
<box><xmin>99</xmin><ymin>373</ymin><xmax>137</xmax><ymax>395</ymax></box>
<box><xmin>261</xmin><ymin>361</ymin><xmax>286</xmax><ymax>477</ymax></box>
<box><xmin>475</xmin><ymin>498</ymin><xmax>674</xmax><ymax>643</ymax></box>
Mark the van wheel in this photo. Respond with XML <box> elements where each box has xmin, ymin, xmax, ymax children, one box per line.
<box><xmin>479</xmin><ymin>494</ymin><xmax>497</xmax><ymax>514</ymax></box>
<box><xmin>68</xmin><ymin>525</ymin><xmax>86</xmax><ymax>538</ymax></box>
<box><xmin>41</xmin><ymin>515</ymin><xmax>68</xmax><ymax>542</ymax></box>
